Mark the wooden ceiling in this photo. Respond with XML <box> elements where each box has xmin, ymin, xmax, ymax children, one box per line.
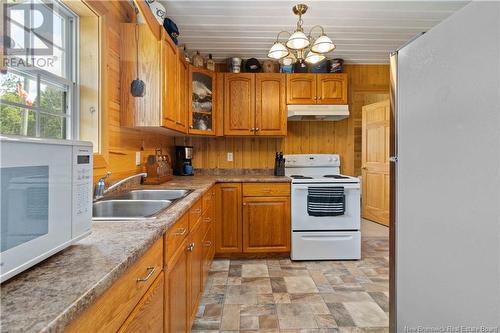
<box><xmin>162</xmin><ymin>1</ymin><xmax>468</xmax><ymax>64</ymax></box>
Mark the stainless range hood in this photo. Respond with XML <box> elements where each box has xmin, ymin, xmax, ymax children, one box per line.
<box><xmin>287</xmin><ymin>105</ymin><xmax>349</xmax><ymax>121</ymax></box>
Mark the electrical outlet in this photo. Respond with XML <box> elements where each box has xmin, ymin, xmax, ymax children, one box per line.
<box><xmin>135</xmin><ymin>151</ymin><xmax>141</xmax><ymax>166</ymax></box>
<box><xmin>227</xmin><ymin>152</ymin><xmax>233</xmax><ymax>162</ymax></box>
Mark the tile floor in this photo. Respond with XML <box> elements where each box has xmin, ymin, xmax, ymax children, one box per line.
<box><xmin>192</xmin><ymin>221</ymin><xmax>389</xmax><ymax>333</ymax></box>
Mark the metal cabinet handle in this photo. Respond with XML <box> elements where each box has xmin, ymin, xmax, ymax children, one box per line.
<box><xmin>187</xmin><ymin>243</ymin><xmax>195</xmax><ymax>252</ymax></box>
<box><xmin>137</xmin><ymin>266</ymin><xmax>156</xmax><ymax>282</ymax></box>
<box><xmin>204</xmin><ymin>217</ymin><xmax>211</xmax><ymax>223</ymax></box>
<box><xmin>255</xmin><ymin>128</ymin><xmax>260</xmax><ymax>131</ymax></box>
<box><xmin>193</xmin><ymin>208</ymin><xmax>202</xmax><ymax>214</ymax></box>
<box><xmin>250</xmin><ymin>128</ymin><xmax>255</xmax><ymax>132</ymax></box>
<box><xmin>204</xmin><ymin>241</ymin><xmax>212</xmax><ymax>247</ymax></box>
<box><xmin>189</xmin><ymin>125</ymin><xmax>194</xmax><ymax>129</ymax></box>
<box><xmin>174</xmin><ymin>228</ymin><xmax>187</xmax><ymax>236</ymax></box>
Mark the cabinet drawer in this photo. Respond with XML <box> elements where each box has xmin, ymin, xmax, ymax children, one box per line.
<box><xmin>165</xmin><ymin>213</ymin><xmax>189</xmax><ymax>266</ymax></box>
<box><xmin>118</xmin><ymin>272</ymin><xmax>164</xmax><ymax>333</ymax></box>
<box><xmin>189</xmin><ymin>199</ymin><xmax>203</xmax><ymax>230</ymax></box>
<box><xmin>66</xmin><ymin>238</ymin><xmax>163</xmax><ymax>333</ymax></box>
<box><xmin>242</xmin><ymin>183</ymin><xmax>290</xmax><ymax>197</ymax></box>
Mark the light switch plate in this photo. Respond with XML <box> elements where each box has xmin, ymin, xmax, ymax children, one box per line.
<box><xmin>135</xmin><ymin>151</ymin><xmax>141</xmax><ymax>166</ymax></box>
<box><xmin>227</xmin><ymin>152</ymin><xmax>233</xmax><ymax>162</ymax></box>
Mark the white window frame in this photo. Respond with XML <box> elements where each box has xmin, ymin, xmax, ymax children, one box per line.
<box><xmin>0</xmin><ymin>0</ymin><xmax>79</xmax><ymax>140</ymax></box>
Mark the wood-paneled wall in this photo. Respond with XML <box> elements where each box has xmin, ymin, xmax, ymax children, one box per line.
<box><xmin>91</xmin><ymin>1</ymin><xmax>173</xmax><ymax>182</ymax></box>
<box><xmin>175</xmin><ymin>64</ymin><xmax>389</xmax><ymax>176</ymax></box>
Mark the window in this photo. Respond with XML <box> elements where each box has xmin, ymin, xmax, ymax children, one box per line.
<box><xmin>1</xmin><ymin>0</ymin><xmax>78</xmax><ymax>140</ymax></box>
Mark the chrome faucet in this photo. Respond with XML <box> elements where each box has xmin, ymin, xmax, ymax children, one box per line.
<box><xmin>94</xmin><ymin>172</ymin><xmax>111</xmax><ymax>200</ymax></box>
<box><xmin>94</xmin><ymin>172</ymin><xmax>147</xmax><ymax>200</ymax></box>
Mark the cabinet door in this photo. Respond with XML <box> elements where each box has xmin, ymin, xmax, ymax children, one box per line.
<box><xmin>201</xmin><ymin>224</ymin><xmax>212</xmax><ymax>289</ymax></box>
<box><xmin>188</xmin><ymin>222</ymin><xmax>204</xmax><ymax>322</ymax></box>
<box><xmin>176</xmin><ymin>54</ymin><xmax>189</xmax><ymax>133</ymax></box>
<box><xmin>242</xmin><ymin>196</ymin><xmax>290</xmax><ymax>253</ymax></box>
<box><xmin>189</xmin><ymin>67</ymin><xmax>216</xmax><ymax>135</ymax></box>
<box><xmin>224</xmin><ymin>73</ymin><xmax>255</xmax><ymax>135</ymax></box>
<box><xmin>165</xmin><ymin>238</ymin><xmax>189</xmax><ymax>333</ymax></box>
<box><xmin>119</xmin><ymin>272</ymin><xmax>164</xmax><ymax>333</ymax></box>
<box><xmin>215</xmin><ymin>183</ymin><xmax>242</xmax><ymax>253</ymax></box>
<box><xmin>317</xmin><ymin>73</ymin><xmax>348</xmax><ymax>104</ymax></box>
<box><xmin>286</xmin><ymin>74</ymin><xmax>317</xmax><ymax>104</ymax></box>
<box><xmin>120</xmin><ymin>24</ymin><xmax>161</xmax><ymax>127</ymax></box>
<box><xmin>255</xmin><ymin>74</ymin><xmax>287</xmax><ymax>136</ymax></box>
<box><xmin>162</xmin><ymin>36</ymin><xmax>178</xmax><ymax>130</ymax></box>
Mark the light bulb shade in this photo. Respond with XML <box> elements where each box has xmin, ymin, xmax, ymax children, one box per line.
<box><xmin>268</xmin><ymin>42</ymin><xmax>289</xmax><ymax>59</ymax></box>
<box><xmin>311</xmin><ymin>35</ymin><xmax>336</xmax><ymax>53</ymax></box>
<box><xmin>279</xmin><ymin>52</ymin><xmax>297</xmax><ymax>66</ymax></box>
<box><xmin>305</xmin><ymin>50</ymin><xmax>325</xmax><ymax>64</ymax></box>
<box><xmin>286</xmin><ymin>30</ymin><xmax>310</xmax><ymax>50</ymax></box>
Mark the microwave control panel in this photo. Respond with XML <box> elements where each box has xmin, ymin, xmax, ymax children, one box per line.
<box><xmin>72</xmin><ymin>145</ymin><xmax>93</xmax><ymax>237</ymax></box>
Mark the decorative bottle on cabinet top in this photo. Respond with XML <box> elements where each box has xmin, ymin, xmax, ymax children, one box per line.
<box><xmin>192</xmin><ymin>51</ymin><xmax>204</xmax><ymax>68</ymax></box>
<box><xmin>206</xmin><ymin>54</ymin><xmax>215</xmax><ymax>71</ymax></box>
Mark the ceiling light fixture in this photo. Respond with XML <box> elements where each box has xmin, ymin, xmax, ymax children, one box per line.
<box><xmin>268</xmin><ymin>4</ymin><xmax>335</xmax><ymax>65</ymax></box>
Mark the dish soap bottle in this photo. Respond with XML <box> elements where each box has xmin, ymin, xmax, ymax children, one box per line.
<box><xmin>206</xmin><ymin>54</ymin><xmax>215</xmax><ymax>71</ymax></box>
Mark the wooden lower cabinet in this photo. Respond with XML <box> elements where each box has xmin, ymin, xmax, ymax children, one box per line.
<box><xmin>119</xmin><ymin>272</ymin><xmax>164</xmax><ymax>333</ymax></box>
<box><xmin>65</xmin><ymin>239</ymin><xmax>163</xmax><ymax>333</ymax></box>
<box><xmin>242</xmin><ymin>196</ymin><xmax>291</xmax><ymax>253</ymax></box>
<box><xmin>188</xmin><ymin>221</ymin><xmax>204</xmax><ymax>323</ymax></box>
<box><xmin>165</xmin><ymin>238</ymin><xmax>189</xmax><ymax>333</ymax></box>
<box><xmin>215</xmin><ymin>183</ymin><xmax>242</xmax><ymax>253</ymax></box>
<box><xmin>215</xmin><ymin>182</ymin><xmax>291</xmax><ymax>256</ymax></box>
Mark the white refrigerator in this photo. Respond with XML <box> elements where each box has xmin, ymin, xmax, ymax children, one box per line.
<box><xmin>392</xmin><ymin>2</ymin><xmax>500</xmax><ymax>331</ymax></box>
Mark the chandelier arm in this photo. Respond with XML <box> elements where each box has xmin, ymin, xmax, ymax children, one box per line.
<box><xmin>308</xmin><ymin>25</ymin><xmax>325</xmax><ymax>38</ymax></box>
<box><xmin>275</xmin><ymin>30</ymin><xmax>292</xmax><ymax>42</ymax></box>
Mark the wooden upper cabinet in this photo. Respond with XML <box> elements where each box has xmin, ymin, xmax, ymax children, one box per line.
<box><xmin>286</xmin><ymin>73</ymin><xmax>348</xmax><ymax>105</ymax></box>
<box><xmin>162</xmin><ymin>35</ymin><xmax>178</xmax><ymax>130</ymax></box>
<box><xmin>188</xmin><ymin>67</ymin><xmax>217</xmax><ymax>135</ymax></box>
<box><xmin>224</xmin><ymin>73</ymin><xmax>255</xmax><ymax>135</ymax></box>
<box><xmin>215</xmin><ymin>183</ymin><xmax>242</xmax><ymax>253</ymax></box>
<box><xmin>286</xmin><ymin>74</ymin><xmax>317</xmax><ymax>104</ymax></box>
<box><xmin>176</xmin><ymin>54</ymin><xmax>189</xmax><ymax>133</ymax></box>
<box><xmin>242</xmin><ymin>196</ymin><xmax>290</xmax><ymax>253</ymax></box>
<box><xmin>120</xmin><ymin>26</ymin><xmax>188</xmax><ymax>134</ymax></box>
<box><xmin>255</xmin><ymin>74</ymin><xmax>286</xmax><ymax>136</ymax></box>
<box><xmin>120</xmin><ymin>24</ymin><xmax>162</xmax><ymax>127</ymax></box>
<box><xmin>317</xmin><ymin>73</ymin><xmax>348</xmax><ymax>104</ymax></box>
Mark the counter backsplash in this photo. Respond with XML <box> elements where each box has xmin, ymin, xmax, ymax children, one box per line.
<box><xmin>193</xmin><ymin>168</ymin><xmax>274</xmax><ymax>176</ymax></box>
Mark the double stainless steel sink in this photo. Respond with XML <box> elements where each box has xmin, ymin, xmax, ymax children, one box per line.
<box><xmin>92</xmin><ymin>189</ymin><xmax>191</xmax><ymax>221</ymax></box>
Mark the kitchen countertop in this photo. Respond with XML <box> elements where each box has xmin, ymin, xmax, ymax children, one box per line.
<box><xmin>0</xmin><ymin>175</ymin><xmax>290</xmax><ymax>333</ymax></box>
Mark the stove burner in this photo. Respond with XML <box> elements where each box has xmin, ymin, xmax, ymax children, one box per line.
<box><xmin>323</xmin><ymin>175</ymin><xmax>349</xmax><ymax>179</ymax></box>
<box><xmin>291</xmin><ymin>175</ymin><xmax>313</xmax><ymax>179</ymax></box>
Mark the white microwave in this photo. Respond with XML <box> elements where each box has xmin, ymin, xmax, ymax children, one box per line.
<box><xmin>0</xmin><ymin>135</ymin><xmax>93</xmax><ymax>283</ymax></box>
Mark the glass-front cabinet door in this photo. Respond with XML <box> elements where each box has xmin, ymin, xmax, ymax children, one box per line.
<box><xmin>188</xmin><ymin>67</ymin><xmax>216</xmax><ymax>135</ymax></box>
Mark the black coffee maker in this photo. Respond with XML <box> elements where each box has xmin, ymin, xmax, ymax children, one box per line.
<box><xmin>174</xmin><ymin>146</ymin><xmax>194</xmax><ymax>176</ymax></box>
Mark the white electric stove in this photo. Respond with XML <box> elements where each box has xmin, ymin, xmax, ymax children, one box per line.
<box><xmin>285</xmin><ymin>154</ymin><xmax>361</xmax><ymax>260</ymax></box>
